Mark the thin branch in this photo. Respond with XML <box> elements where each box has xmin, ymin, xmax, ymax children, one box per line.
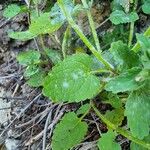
<box><xmin>42</xmin><ymin>110</ymin><xmax>52</xmax><ymax>150</ymax></box>
<box><xmin>0</xmin><ymin>93</ymin><xmax>41</xmax><ymax>137</ymax></box>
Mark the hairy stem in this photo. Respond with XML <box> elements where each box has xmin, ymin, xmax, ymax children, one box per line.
<box><xmin>81</xmin><ymin>0</ymin><xmax>101</xmax><ymax>52</ymax></box>
<box><xmin>62</xmin><ymin>26</ymin><xmax>71</xmax><ymax>59</ymax></box>
<box><xmin>35</xmin><ymin>1</ymin><xmax>46</xmax><ymax>51</ymax></box>
<box><xmin>91</xmin><ymin>103</ymin><xmax>150</xmax><ymax>149</ymax></box>
<box><xmin>128</xmin><ymin>0</ymin><xmax>138</xmax><ymax>47</ymax></box>
<box><xmin>128</xmin><ymin>22</ymin><xmax>135</xmax><ymax>47</ymax></box>
<box><xmin>57</xmin><ymin>0</ymin><xmax>114</xmax><ymax>71</ymax></box>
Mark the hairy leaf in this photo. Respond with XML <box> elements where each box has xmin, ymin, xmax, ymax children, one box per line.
<box><xmin>17</xmin><ymin>50</ymin><xmax>41</xmax><ymax>66</ymax></box>
<box><xmin>119</xmin><ymin>0</ymin><xmax>129</xmax><ymax>12</ymax></box>
<box><xmin>27</xmin><ymin>71</ymin><xmax>46</xmax><ymax>87</ymax></box>
<box><xmin>8</xmin><ymin>31</ymin><xmax>36</xmax><ymax>41</ymax></box>
<box><xmin>105</xmin><ymin>107</ymin><xmax>124</xmax><ymax>127</ymax></box>
<box><xmin>24</xmin><ymin>65</ymin><xmax>39</xmax><ymax>77</ymax></box>
<box><xmin>50</xmin><ymin>0</ymin><xmax>73</xmax><ymax>24</ymax></box>
<box><xmin>105</xmin><ymin>68</ymin><xmax>143</xmax><ymax>93</ymax></box>
<box><xmin>105</xmin><ymin>94</ymin><xmax>122</xmax><ymax>109</ymax></box>
<box><xmin>136</xmin><ymin>69</ymin><xmax>150</xmax><ymax>82</ymax></box>
<box><xmin>50</xmin><ymin>0</ymin><xmax>83</xmax><ymax>24</ymax></box>
<box><xmin>91</xmin><ymin>51</ymin><xmax>115</xmax><ymax>70</ymax></box>
<box><xmin>3</xmin><ymin>4</ymin><xmax>21</xmax><ymax>18</ymax></box>
<box><xmin>142</xmin><ymin>0</ymin><xmax>150</xmax><ymax>14</ymax></box>
<box><xmin>136</xmin><ymin>34</ymin><xmax>150</xmax><ymax>69</ymax></box>
<box><xmin>52</xmin><ymin>112</ymin><xmax>88</xmax><ymax>150</ymax></box>
<box><xmin>102</xmin><ymin>26</ymin><xmax>129</xmax><ymax>47</ymax></box>
<box><xmin>136</xmin><ymin>34</ymin><xmax>150</xmax><ymax>50</ymax></box>
<box><xmin>125</xmin><ymin>91</ymin><xmax>150</xmax><ymax>139</ymax></box>
<box><xmin>112</xmin><ymin>0</ymin><xmax>129</xmax><ymax>12</ymax></box>
<box><xmin>110</xmin><ymin>10</ymin><xmax>139</xmax><ymax>25</ymax></box>
<box><xmin>29</xmin><ymin>13</ymin><xmax>62</xmax><ymax>35</ymax></box>
<box><xmin>30</xmin><ymin>9</ymin><xmax>39</xmax><ymax>21</ymax></box>
<box><xmin>97</xmin><ymin>130</ymin><xmax>121</xmax><ymax>150</ymax></box>
<box><xmin>43</xmin><ymin>54</ymin><xmax>101</xmax><ymax>102</ymax></box>
<box><xmin>110</xmin><ymin>41</ymin><xmax>140</xmax><ymax>70</ymax></box>
<box><xmin>76</xmin><ymin>103</ymin><xmax>90</xmax><ymax>115</ymax></box>
<box><xmin>44</xmin><ymin>49</ymin><xmax>62</xmax><ymax>65</ymax></box>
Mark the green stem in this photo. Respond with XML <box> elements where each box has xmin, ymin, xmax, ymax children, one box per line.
<box><xmin>128</xmin><ymin>22</ymin><xmax>135</xmax><ymax>47</ymax></box>
<box><xmin>39</xmin><ymin>35</ymin><xmax>45</xmax><ymax>50</ymax></box>
<box><xmin>128</xmin><ymin>0</ymin><xmax>138</xmax><ymax>47</ymax></box>
<box><xmin>81</xmin><ymin>0</ymin><xmax>101</xmax><ymax>52</ymax></box>
<box><xmin>57</xmin><ymin>0</ymin><xmax>114</xmax><ymax>71</ymax></box>
<box><xmin>79</xmin><ymin>105</ymin><xmax>91</xmax><ymax>122</ymax></box>
<box><xmin>62</xmin><ymin>26</ymin><xmax>71</xmax><ymax>59</ymax></box>
<box><xmin>132</xmin><ymin>26</ymin><xmax>150</xmax><ymax>52</ymax></box>
<box><xmin>90</xmin><ymin>69</ymin><xmax>111</xmax><ymax>74</ymax></box>
<box><xmin>91</xmin><ymin>103</ymin><xmax>150</xmax><ymax>149</ymax></box>
<box><xmin>35</xmin><ymin>1</ymin><xmax>46</xmax><ymax>51</ymax></box>
<box><xmin>73</xmin><ymin>104</ymin><xmax>91</xmax><ymax>129</ymax></box>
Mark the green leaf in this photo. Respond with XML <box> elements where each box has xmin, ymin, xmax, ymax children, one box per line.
<box><xmin>125</xmin><ymin>91</ymin><xmax>150</xmax><ymax>139</ymax></box>
<box><xmin>27</xmin><ymin>71</ymin><xmax>46</xmax><ymax>87</ymax></box>
<box><xmin>52</xmin><ymin>112</ymin><xmax>88</xmax><ymax>150</ymax></box>
<box><xmin>50</xmin><ymin>0</ymin><xmax>83</xmax><ymax>25</ymax></box>
<box><xmin>110</xmin><ymin>41</ymin><xmax>140</xmax><ymax>70</ymax></box>
<box><xmin>42</xmin><ymin>54</ymin><xmax>101</xmax><ymax>102</ymax></box>
<box><xmin>142</xmin><ymin>0</ymin><xmax>150</xmax><ymax>14</ymax></box>
<box><xmin>136</xmin><ymin>34</ymin><xmax>150</xmax><ymax>50</ymax></box>
<box><xmin>97</xmin><ymin>130</ymin><xmax>121</xmax><ymax>150</ymax></box>
<box><xmin>112</xmin><ymin>0</ymin><xmax>130</xmax><ymax>12</ymax></box>
<box><xmin>136</xmin><ymin>69</ymin><xmax>150</xmax><ymax>82</ymax></box>
<box><xmin>136</xmin><ymin>34</ymin><xmax>150</xmax><ymax>69</ymax></box>
<box><xmin>102</xmin><ymin>26</ymin><xmax>129</xmax><ymax>46</ymax></box>
<box><xmin>109</xmin><ymin>10</ymin><xmax>139</xmax><ymax>25</ymax></box>
<box><xmin>3</xmin><ymin>4</ymin><xmax>21</xmax><ymax>18</ymax></box>
<box><xmin>17</xmin><ymin>50</ymin><xmax>41</xmax><ymax>66</ymax></box>
<box><xmin>105</xmin><ymin>68</ymin><xmax>143</xmax><ymax>93</ymax></box>
<box><xmin>105</xmin><ymin>107</ymin><xmax>124</xmax><ymax>127</ymax></box>
<box><xmin>111</xmin><ymin>0</ymin><xmax>124</xmax><ymax>11</ymax></box>
<box><xmin>50</xmin><ymin>1</ymin><xmax>68</xmax><ymax>24</ymax></box>
<box><xmin>44</xmin><ymin>48</ymin><xmax>62</xmax><ymax>65</ymax></box>
<box><xmin>91</xmin><ymin>51</ymin><xmax>115</xmax><ymax>70</ymax></box>
<box><xmin>105</xmin><ymin>94</ymin><xmax>122</xmax><ymax>109</ymax></box>
<box><xmin>30</xmin><ymin>9</ymin><xmax>39</xmax><ymax>21</ymax></box>
<box><xmin>119</xmin><ymin>0</ymin><xmax>129</xmax><ymax>12</ymax></box>
<box><xmin>24</xmin><ymin>65</ymin><xmax>39</xmax><ymax>77</ymax></box>
<box><xmin>8</xmin><ymin>31</ymin><xmax>36</xmax><ymax>41</ymax></box>
<box><xmin>29</xmin><ymin>13</ymin><xmax>62</xmax><ymax>35</ymax></box>
<box><xmin>130</xmin><ymin>135</ymin><xmax>150</xmax><ymax>150</ymax></box>
<box><xmin>76</xmin><ymin>103</ymin><xmax>90</xmax><ymax>115</ymax></box>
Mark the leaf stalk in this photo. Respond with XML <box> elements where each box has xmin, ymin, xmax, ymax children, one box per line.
<box><xmin>57</xmin><ymin>0</ymin><xmax>114</xmax><ymax>71</ymax></box>
<box><xmin>81</xmin><ymin>0</ymin><xmax>101</xmax><ymax>52</ymax></box>
<box><xmin>91</xmin><ymin>103</ymin><xmax>150</xmax><ymax>149</ymax></box>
